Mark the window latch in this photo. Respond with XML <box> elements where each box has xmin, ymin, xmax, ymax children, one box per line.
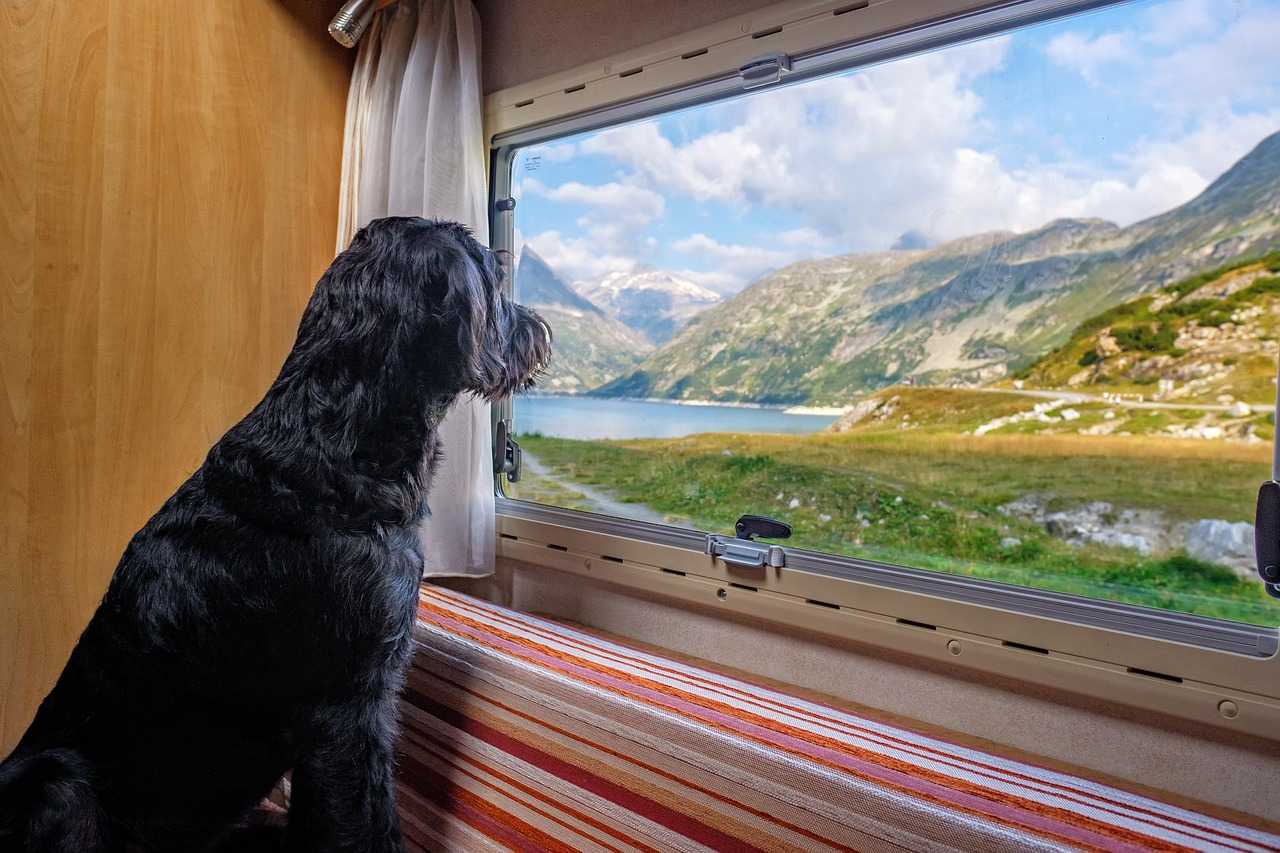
<box><xmin>739</xmin><ymin>52</ymin><xmax>792</xmax><ymax>90</ymax></box>
<box><xmin>1254</xmin><ymin>480</ymin><xmax>1280</xmax><ymax>598</ymax></box>
<box><xmin>494</xmin><ymin>419</ymin><xmax>522</xmax><ymax>483</ymax></box>
<box><xmin>706</xmin><ymin>514</ymin><xmax>791</xmax><ymax>569</ymax></box>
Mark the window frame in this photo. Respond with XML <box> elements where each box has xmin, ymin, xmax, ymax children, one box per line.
<box><xmin>486</xmin><ymin>0</ymin><xmax>1280</xmax><ymax>736</ymax></box>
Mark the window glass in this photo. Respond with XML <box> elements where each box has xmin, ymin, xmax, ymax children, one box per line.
<box><xmin>506</xmin><ymin>0</ymin><xmax>1280</xmax><ymax>626</ymax></box>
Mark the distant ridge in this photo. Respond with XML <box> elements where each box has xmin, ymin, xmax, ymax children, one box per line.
<box><xmin>594</xmin><ymin>130</ymin><xmax>1280</xmax><ymax>405</ymax></box>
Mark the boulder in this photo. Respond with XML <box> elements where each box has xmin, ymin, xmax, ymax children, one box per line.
<box><xmin>829</xmin><ymin>397</ymin><xmax>883</xmax><ymax>432</ymax></box>
<box><xmin>1095</xmin><ymin>329</ymin><xmax>1122</xmax><ymax>358</ymax></box>
<box><xmin>1227</xmin><ymin>401</ymin><xmax>1252</xmax><ymax>418</ymax></box>
<box><xmin>1185</xmin><ymin>519</ymin><xmax>1255</xmax><ymax>579</ymax></box>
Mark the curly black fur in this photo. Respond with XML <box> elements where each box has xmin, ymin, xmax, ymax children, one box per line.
<box><xmin>0</xmin><ymin>218</ymin><xmax>551</xmax><ymax>853</ymax></box>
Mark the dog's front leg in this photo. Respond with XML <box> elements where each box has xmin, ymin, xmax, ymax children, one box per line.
<box><xmin>286</xmin><ymin>694</ymin><xmax>402</xmax><ymax>853</ymax></box>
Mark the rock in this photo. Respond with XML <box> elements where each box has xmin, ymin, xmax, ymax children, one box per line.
<box><xmin>893</xmin><ymin>496</ymin><xmax>903</xmax><ymax>505</ymax></box>
<box><xmin>788</xmin><ymin>497</ymin><xmax>801</xmax><ymax>509</ymax></box>
<box><xmin>1060</xmin><ymin>408</ymin><xmax>1080</xmax><ymax>421</ymax></box>
<box><xmin>721</xmin><ymin>449</ymin><xmax>733</xmax><ymax>456</ymax></box>
<box><xmin>1103</xmin><ymin>410</ymin><xmax>1116</xmax><ymax>420</ymax></box>
<box><xmin>1228</xmin><ymin>401</ymin><xmax>1252</xmax><ymax>418</ymax></box>
<box><xmin>1095</xmin><ymin>329</ymin><xmax>1122</xmax><ymax>358</ymax></box>
<box><xmin>1000</xmin><ymin>537</ymin><xmax>1022</xmax><ymax>549</ymax></box>
<box><xmin>818</xmin><ymin>513</ymin><xmax>832</xmax><ymax>523</ymax></box>
<box><xmin>999</xmin><ymin>495</ymin><xmax>1168</xmax><ymax>556</ymax></box>
<box><xmin>1185</xmin><ymin>520</ymin><xmax>1256</xmax><ymax>579</ymax></box>
<box><xmin>830</xmin><ymin>397</ymin><xmax>884</xmax><ymax>432</ymax></box>
<box><xmin>1067</xmin><ymin>368</ymin><xmax>1093</xmax><ymax>387</ymax></box>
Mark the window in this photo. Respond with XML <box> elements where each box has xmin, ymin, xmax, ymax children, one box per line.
<box><xmin>500</xmin><ymin>0</ymin><xmax>1280</xmax><ymax>628</ymax></box>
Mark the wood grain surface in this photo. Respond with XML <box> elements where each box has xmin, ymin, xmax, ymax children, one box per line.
<box><xmin>0</xmin><ymin>0</ymin><xmax>353</xmax><ymax>753</ymax></box>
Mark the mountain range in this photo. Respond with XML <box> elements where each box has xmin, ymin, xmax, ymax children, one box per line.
<box><xmin>591</xmin><ymin>130</ymin><xmax>1280</xmax><ymax>405</ymax></box>
<box><xmin>578</xmin><ymin>268</ymin><xmax>720</xmax><ymax>344</ymax></box>
<box><xmin>515</xmin><ymin>245</ymin><xmax>728</xmax><ymax>390</ymax></box>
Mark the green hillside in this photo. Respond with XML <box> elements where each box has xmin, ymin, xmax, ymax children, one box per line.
<box><xmin>1016</xmin><ymin>252</ymin><xmax>1280</xmax><ymax>405</ymax></box>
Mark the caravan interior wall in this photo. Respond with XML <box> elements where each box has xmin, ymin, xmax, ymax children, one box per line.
<box><xmin>0</xmin><ymin>0</ymin><xmax>353</xmax><ymax>753</ymax></box>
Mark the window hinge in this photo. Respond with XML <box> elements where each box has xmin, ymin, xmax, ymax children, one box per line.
<box><xmin>494</xmin><ymin>419</ymin><xmax>522</xmax><ymax>483</ymax></box>
<box><xmin>739</xmin><ymin>52</ymin><xmax>792</xmax><ymax>89</ymax></box>
<box><xmin>495</xmin><ymin>197</ymin><xmax>516</xmax><ymax>213</ymax></box>
<box><xmin>705</xmin><ymin>514</ymin><xmax>791</xmax><ymax>568</ymax></box>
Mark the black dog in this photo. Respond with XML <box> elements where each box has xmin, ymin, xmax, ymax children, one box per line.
<box><xmin>0</xmin><ymin>218</ymin><xmax>550</xmax><ymax>852</ymax></box>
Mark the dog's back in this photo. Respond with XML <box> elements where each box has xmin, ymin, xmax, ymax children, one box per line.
<box><xmin>0</xmin><ymin>474</ymin><xmax>317</xmax><ymax>852</ymax></box>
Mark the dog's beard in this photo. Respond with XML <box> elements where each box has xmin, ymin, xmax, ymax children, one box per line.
<box><xmin>478</xmin><ymin>302</ymin><xmax>551</xmax><ymax>401</ymax></box>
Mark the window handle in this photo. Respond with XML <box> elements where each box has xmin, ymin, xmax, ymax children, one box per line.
<box><xmin>1255</xmin><ymin>481</ymin><xmax>1280</xmax><ymax>599</ymax></box>
<box><xmin>735</xmin><ymin>514</ymin><xmax>791</xmax><ymax>542</ymax></box>
<box><xmin>494</xmin><ymin>419</ymin><xmax>522</xmax><ymax>483</ymax></box>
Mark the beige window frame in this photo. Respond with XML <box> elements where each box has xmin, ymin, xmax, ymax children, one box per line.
<box><xmin>485</xmin><ymin>0</ymin><xmax>1280</xmax><ymax>740</ymax></box>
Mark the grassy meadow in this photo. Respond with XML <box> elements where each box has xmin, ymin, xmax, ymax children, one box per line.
<box><xmin>510</xmin><ymin>414</ymin><xmax>1279</xmax><ymax>625</ymax></box>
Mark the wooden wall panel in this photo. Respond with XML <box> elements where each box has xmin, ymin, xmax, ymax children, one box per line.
<box><xmin>0</xmin><ymin>0</ymin><xmax>353</xmax><ymax>753</ymax></box>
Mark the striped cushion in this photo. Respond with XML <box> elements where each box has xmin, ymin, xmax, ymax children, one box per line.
<box><xmin>396</xmin><ymin>585</ymin><xmax>1280</xmax><ymax>852</ymax></box>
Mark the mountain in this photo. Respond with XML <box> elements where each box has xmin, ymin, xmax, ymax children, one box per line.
<box><xmin>578</xmin><ymin>268</ymin><xmax>721</xmax><ymax>345</ymax></box>
<box><xmin>514</xmin><ymin>247</ymin><xmax>652</xmax><ymax>392</ymax></box>
<box><xmin>596</xmin><ymin>131</ymin><xmax>1280</xmax><ymax>405</ymax></box>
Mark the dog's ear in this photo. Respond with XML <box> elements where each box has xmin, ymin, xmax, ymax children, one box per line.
<box><xmin>437</xmin><ymin>239</ymin><xmax>512</xmax><ymax>397</ymax></box>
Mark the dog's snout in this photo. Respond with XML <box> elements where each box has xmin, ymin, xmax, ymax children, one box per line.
<box><xmin>491</xmin><ymin>302</ymin><xmax>551</xmax><ymax>398</ymax></box>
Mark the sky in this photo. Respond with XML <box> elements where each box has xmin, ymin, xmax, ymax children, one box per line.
<box><xmin>512</xmin><ymin>0</ymin><xmax>1280</xmax><ymax>296</ymax></box>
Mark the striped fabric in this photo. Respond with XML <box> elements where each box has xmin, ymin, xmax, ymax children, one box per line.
<box><xmin>395</xmin><ymin>585</ymin><xmax>1280</xmax><ymax>852</ymax></box>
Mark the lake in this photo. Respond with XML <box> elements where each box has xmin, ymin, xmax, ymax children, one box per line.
<box><xmin>514</xmin><ymin>395</ymin><xmax>839</xmax><ymax>440</ymax></box>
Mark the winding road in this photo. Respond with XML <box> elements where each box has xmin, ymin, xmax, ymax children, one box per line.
<box><xmin>966</xmin><ymin>386</ymin><xmax>1268</xmax><ymax>414</ymax></box>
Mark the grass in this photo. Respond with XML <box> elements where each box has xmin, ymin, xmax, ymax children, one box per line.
<box><xmin>514</xmin><ymin>428</ymin><xmax>1278</xmax><ymax>625</ymax></box>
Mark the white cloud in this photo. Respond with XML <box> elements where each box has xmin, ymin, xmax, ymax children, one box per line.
<box><xmin>524</xmin><ymin>229</ymin><xmax>638</xmax><ymax>284</ymax></box>
<box><xmin>1140</xmin><ymin>4</ymin><xmax>1280</xmax><ymax>117</ymax></box>
<box><xmin>583</xmin><ymin>39</ymin><xmax>1027</xmax><ymax>248</ymax></box>
<box><xmin>673</xmin><ymin>233</ymin><xmax>793</xmax><ymax>280</ymax></box>
<box><xmin>1046</xmin><ymin>31</ymin><xmax>1133</xmax><ymax>84</ymax></box>
<box><xmin>778</xmin><ymin>227</ymin><xmax>832</xmax><ymax>249</ymax></box>
<box><xmin>1140</xmin><ymin>0</ymin><xmax>1225</xmax><ymax>47</ymax></box>
<box><xmin>530</xmin><ymin>180</ymin><xmax>665</xmax><ymax>225</ymax></box>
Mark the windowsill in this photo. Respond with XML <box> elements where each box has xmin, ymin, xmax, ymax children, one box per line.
<box><xmin>497</xmin><ymin>498</ymin><xmax>1280</xmax><ymax>742</ymax></box>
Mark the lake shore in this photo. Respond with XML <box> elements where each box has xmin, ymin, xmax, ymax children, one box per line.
<box><xmin>519</xmin><ymin>391</ymin><xmax>851</xmax><ymax>415</ymax></box>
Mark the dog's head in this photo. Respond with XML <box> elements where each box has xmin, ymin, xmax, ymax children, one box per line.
<box><xmin>297</xmin><ymin>217</ymin><xmax>551</xmax><ymax>402</ymax></box>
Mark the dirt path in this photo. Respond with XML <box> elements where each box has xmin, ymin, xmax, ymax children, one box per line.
<box><xmin>521</xmin><ymin>451</ymin><xmax>687</xmax><ymax>527</ymax></box>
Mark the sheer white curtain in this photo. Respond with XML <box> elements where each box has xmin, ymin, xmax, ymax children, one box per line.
<box><xmin>337</xmin><ymin>0</ymin><xmax>494</xmax><ymax>578</ymax></box>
